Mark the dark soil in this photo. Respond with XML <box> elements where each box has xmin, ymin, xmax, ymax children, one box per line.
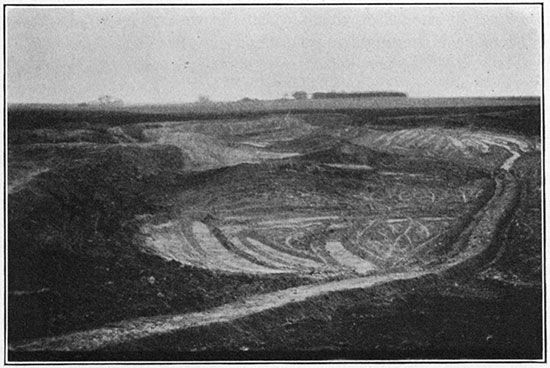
<box><xmin>479</xmin><ymin>152</ymin><xmax>542</xmax><ymax>285</ymax></box>
<box><xmin>95</xmin><ymin>277</ymin><xmax>541</xmax><ymax>361</ymax></box>
<box><xmin>8</xmin><ymin>249</ymin><xmax>314</xmax><ymax>342</ymax></box>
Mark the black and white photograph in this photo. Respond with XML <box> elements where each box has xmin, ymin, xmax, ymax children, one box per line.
<box><xmin>4</xmin><ymin>3</ymin><xmax>544</xmax><ymax>363</ymax></box>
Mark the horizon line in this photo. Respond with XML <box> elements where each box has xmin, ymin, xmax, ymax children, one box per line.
<box><xmin>7</xmin><ymin>95</ymin><xmax>542</xmax><ymax>107</ymax></box>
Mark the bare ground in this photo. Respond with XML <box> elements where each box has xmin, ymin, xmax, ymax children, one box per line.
<box><xmin>10</xmin><ymin>165</ymin><xmax>518</xmax><ymax>352</ymax></box>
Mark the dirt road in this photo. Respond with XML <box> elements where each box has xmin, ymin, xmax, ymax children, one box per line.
<box><xmin>10</xmin><ymin>271</ymin><xmax>432</xmax><ymax>352</ymax></box>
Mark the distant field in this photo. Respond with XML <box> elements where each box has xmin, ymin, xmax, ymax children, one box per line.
<box><xmin>11</xmin><ymin>96</ymin><xmax>540</xmax><ymax>113</ymax></box>
<box><xmin>129</xmin><ymin>96</ymin><xmax>540</xmax><ymax>114</ymax></box>
<box><xmin>8</xmin><ymin>97</ymin><xmax>540</xmax><ymax>133</ymax></box>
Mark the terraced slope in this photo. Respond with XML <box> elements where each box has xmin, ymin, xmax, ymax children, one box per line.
<box><xmin>141</xmin><ymin>131</ymin><xmax>300</xmax><ymax>170</ymax></box>
<box><xmin>353</xmin><ymin>128</ymin><xmax>536</xmax><ymax>169</ymax></box>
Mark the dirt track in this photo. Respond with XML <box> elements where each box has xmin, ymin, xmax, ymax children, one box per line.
<box><xmin>9</xmin><ymin>132</ymin><xmax>524</xmax><ymax>352</ymax></box>
<box><xmin>10</xmin><ymin>271</ymin><xmax>432</xmax><ymax>352</ymax></box>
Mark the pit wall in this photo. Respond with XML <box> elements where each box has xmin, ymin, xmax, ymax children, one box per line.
<box><xmin>439</xmin><ymin>170</ymin><xmax>520</xmax><ymax>278</ymax></box>
<box><xmin>414</xmin><ymin>178</ymin><xmax>496</xmax><ymax>264</ymax></box>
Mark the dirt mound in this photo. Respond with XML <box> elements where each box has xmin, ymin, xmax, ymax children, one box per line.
<box><xmin>353</xmin><ymin>128</ymin><xmax>537</xmax><ymax>170</ymax></box>
<box><xmin>9</xmin><ymin>144</ymin><xmax>188</xmax><ymax>256</ymax></box>
<box><xmin>83</xmin><ymin>144</ymin><xmax>187</xmax><ymax>177</ymax></box>
<box><xmin>9</xmin><ymin>128</ymin><xmax>120</xmax><ymax>145</ymax></box>
<box><xmin>142</xmin><ymin>115</ymin><xmax>315</xmax><ymax>140</ymax></box>
<box><xmin>300</xmin><ymin>113</ymin><xmax>353</xmax><ymax>129</ymax></box>
<box><xmin>354</xmin><ymin>128</ymin><xmax>482</xmax><ymax>159</ymax></box>
<box><xmin>142</xmin><ymin>130</ymin><xmax>299</xmax><ymax>170</ymax></box>
<box><xmin>106</xmin><ymin>127</ymin><xmax>138</xmax><ymax>143</ymax></box>
<box><xmin>268</xmin><ymin>134</ymin><xmax>342</xmax><ymax>153</ymax></box>
<box><xmin>8</xmin><ymin>143</ymin><xmax>114</xmax><ymax>194</ymax></box>
<box><xmin>300</xmin><ymin>142</ymin><xmax>396</xmax><ymax>166</ymax></box>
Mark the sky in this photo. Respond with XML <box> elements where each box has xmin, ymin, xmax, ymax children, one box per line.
<box><xmin>7</xmin><ymin>5</ymin><xmax>542</xmax><ymax>104</ymax></box>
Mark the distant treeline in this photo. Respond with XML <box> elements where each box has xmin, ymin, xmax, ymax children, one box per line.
<box><xmin>311</xmin><ymin>92</ymin><xmax>407</xmax><ymax>99</ymax></box>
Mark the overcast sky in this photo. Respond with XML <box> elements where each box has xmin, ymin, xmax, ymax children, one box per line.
<box><xmin>7</xmin><ymin>5</ymin><xmax>542</xmax><ymax>104</ymax></box>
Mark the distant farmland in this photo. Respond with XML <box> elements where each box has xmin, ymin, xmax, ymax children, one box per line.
<box><xmin>10</xmin><ymin>96</ymin><xmax>540</xmax><ymax>114</ymax></box>
<box><xmin>8</xmin><ymin>96</ymin><xmax>541</xmax><ymax>134</ymax></box>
